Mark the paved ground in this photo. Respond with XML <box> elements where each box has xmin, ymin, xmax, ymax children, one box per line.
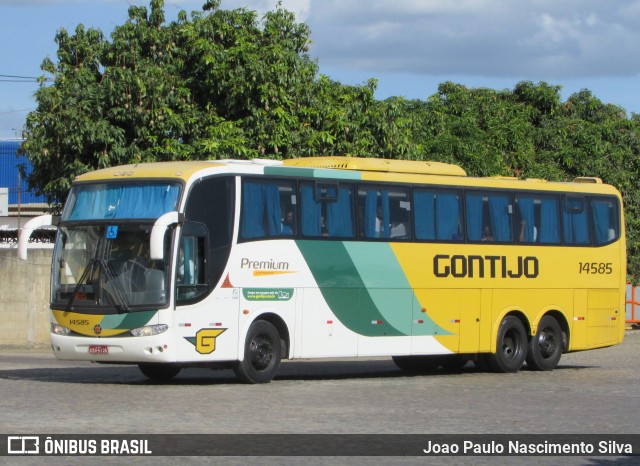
<box><xmin>1</xmin><ymin>331</ymin><xmax>639</xmax><ymax>465</ymax></box>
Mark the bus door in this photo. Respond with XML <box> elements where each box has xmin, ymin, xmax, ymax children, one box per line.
<box><xmin>174</xmin><ymin>221</ymin><xmax>238</xmax><ymax>361</ymax></box>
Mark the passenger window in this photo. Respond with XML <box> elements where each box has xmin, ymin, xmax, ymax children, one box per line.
<box><xmin>563</xmin><ymin>196</ymin><xmax>590</xmax><ymax>245</ymax></box>
<box><xmin>300</xmin><ymin>182</ymin><xmax>355</xmax><ymax>238</ymax></box>
<box><xmin>591</xmin><ymin>197</ymin><xmax>618</xmax><ymax>245</ymax></box>
<box><xmin>466</xmin><ymin>192</ymin><xmax>513</xmax><ymax>242</ymax></box>
<box><xmin>358</xmin><ymin>186</ymin><xmax>411</xmax><ymax>239</ymax></box>
<box><xmin>515</xmin><ymin>194</ymin><xmax>560</xmax><ymax>244</ymax></box>
<box><xmin>414</xmin><ymin>189</ymin><xmax>462</xmax><ymax>241</ymax></box>
<box><xmin>240</xmin><ymin>180</ymin><xmax>297</xmax><ymax>239</ymax></box>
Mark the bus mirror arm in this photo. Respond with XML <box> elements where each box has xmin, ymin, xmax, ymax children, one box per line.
<box><xmin>150</xmin><ymin>211</ymin><xmax>183</xmax><ymax>261</ymax></box>
<box><xmin>18</xmin><ymin>214</ymin><xmax>55</xmax><ymax>261</ymax></box>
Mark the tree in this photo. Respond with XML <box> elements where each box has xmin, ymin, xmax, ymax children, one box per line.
<box><xmin>414</xmin><ymin>82</ymin><xmax>538</xmax><ymax>177</ymax></box>
<box><xmin>20</xmin><ymin>0</ymin><xmax>321</xmax><ymax>203</ymax></box>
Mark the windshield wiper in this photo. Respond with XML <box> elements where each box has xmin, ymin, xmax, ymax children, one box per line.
<box><xmin>65</xmin><ymin>258</ymin><xmax>98</xmax><ymax>312</ymax></box>
<box><xmin>64</xmin><ymin>258</ymin><xmax>131</xmax><ymax>313</ymax></box>
<box><xmin>100</xmin><ymin>259</ymin><xmax>131</xmax><ymax>313</ymax></box>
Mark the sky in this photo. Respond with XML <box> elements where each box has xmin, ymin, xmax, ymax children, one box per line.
<box><xmin>1</xmin><ymin>0</ymin><xmax>640</xmax><ymax>139</ymax></box>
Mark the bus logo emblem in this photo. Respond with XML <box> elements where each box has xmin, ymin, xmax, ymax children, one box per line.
<box><xmin>94</xmin><ymin>324</ymin><xmax>102</xmax><ymax>335</ymax></box>
<box><xmin>184</xmin><ymin>328</ymin><xmax>227</xmax><ymax>354</ymax></box>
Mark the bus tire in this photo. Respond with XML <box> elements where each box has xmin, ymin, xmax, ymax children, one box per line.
<box><xmin>486</xmin><ymin>316</ymin><xmax>527</xmax><ymax>373</ymax></box>
<box><xmin>138</xmin><ymin>364</ymin><xmax>181</xmax><ymax>381</ymax></box>
<box><xmin>526</xmin><ymin>315</ymin><xmax>563</xmax><ymax>371</ymax></box>
<box><xmin>234</xmin><ymin>320</ymin><xmax>281</xmax><ymax>384</ymax></box>
<box><xmin>392</xmin><ymin>355</ymin><xmax>441</xmax><ymax>372</ymax></box>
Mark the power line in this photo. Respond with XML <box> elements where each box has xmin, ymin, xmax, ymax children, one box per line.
<box><xmin>0</xmin><ymin>108</ymin><xmax>34</xmax><ymax>115</ymax></box>
<box><xmin>0</xmin><ymin>75</ymin><xmax>52</xmax><ymax>83</ymax></box>
<box><xmin>0</xmin><ymin>74</ymin><xmax>41</xmax><ymax>80</ymax></box>
<box><xmin>0</xmin><ymin>80</ymin><xmax>40</xmax><ymax>83</ymax></box>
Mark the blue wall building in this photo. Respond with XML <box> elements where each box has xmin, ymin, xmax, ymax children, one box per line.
<box><xmin>0</xmin><ymin>139</ymin><xmax>48</xmax><ymax>205</ymax></box>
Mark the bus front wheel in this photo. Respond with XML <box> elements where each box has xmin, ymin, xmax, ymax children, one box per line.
<box><xmin>526</xmin><ymin>315</ymin><xmax>563</xmax><ymax>371</ymax></box>
<box><xmin>486</xmin><ymin>316</ymin><xmax>527</xmax><ymax>373</ymax></box>
<box><xmin>234</xmin><ymin>320</ymin><xmax>282</xmax><ymax>384</ymax></box>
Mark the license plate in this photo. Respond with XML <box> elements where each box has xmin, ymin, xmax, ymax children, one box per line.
<box><xmin>88</xmin><ymin>345</ymin><xmax>109</xmax><ymax>355</ymax></box>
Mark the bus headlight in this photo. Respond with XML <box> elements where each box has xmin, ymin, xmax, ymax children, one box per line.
<box><xmin>51</xmin><ymin>323</ymin><xmax>71</xmax><ymax>336</ymax></box>
<box><xmin>130</xmin><ymin>324</ymin><xmax>168</xmax><ymax>337</ymax></box>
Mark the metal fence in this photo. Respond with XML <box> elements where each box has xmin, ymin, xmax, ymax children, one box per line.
<box><xmin>626</xmin><ymin>283</ymin><xmax>640</xmax><ymax>324</ymax></box>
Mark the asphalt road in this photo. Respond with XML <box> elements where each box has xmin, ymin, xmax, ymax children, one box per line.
<box><xmin>1</xmin><ymin>331</ymin><xmax>639</xmax><ymax>465</ymax></box>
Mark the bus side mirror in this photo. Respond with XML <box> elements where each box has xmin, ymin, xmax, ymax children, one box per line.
<box><xmin>150</xmin><ymin>211</ymin><xmax>182</xmax><ymax>261</ymax></box>
<box><xmin>18</xmin><ymin>214</ymin><xmax>55</xmax><ymax>261</ymax></box>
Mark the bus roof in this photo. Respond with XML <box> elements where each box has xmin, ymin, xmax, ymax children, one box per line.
<box><xmin>283</xmin><ymin>156</ymin><xmax>467</xmax><ymax>177</ymax></box>
<box><xmin>72</xmin><ymin>157</ymin><xmax>468</xmax><ymax>183</ymax></box>
<box><xmin>73</xmin><ymin>161</ymin><xmax>226</xmax><ymax>182</ymax></box>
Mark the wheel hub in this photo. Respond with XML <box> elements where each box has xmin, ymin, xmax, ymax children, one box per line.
<box><xmin>250</xmin><ymin>336</ymin><xmax>274</xmax><ymax>370</ymax></box>
<box><xmin>538</xmin><ymin>330</ymin><xmax>557</xmax><ymax>357</ymax></box>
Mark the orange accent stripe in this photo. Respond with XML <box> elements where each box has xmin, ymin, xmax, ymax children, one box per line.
<box><xmin>252</xmin><ymin>270</ymin><xmax>296</xmax><ymax>277</ymax></box>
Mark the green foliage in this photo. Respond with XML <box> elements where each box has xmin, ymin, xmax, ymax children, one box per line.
<box><xmin>21</xmin><ymin>0</ymin><xmax>319</xmax><ymax>200</ymax></box>
<box><xmin>20</xmin><ymin>1</ymin><xmax>640</xmax><ymax>278</ymax></box>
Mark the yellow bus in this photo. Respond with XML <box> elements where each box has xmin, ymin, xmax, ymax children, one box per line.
<box><xmin>19</xmin><ymin>156</ymin><xmax>626</xmax><ymax>382</ymax></box>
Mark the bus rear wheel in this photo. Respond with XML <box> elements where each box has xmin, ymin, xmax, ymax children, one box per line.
<box><xmin>138</xmin><ymin>364</ymin><xmax>181</xmax><ymax>381</ymax></box>
<box><xmin>526</xmin><ymin>315</ymin><xmax>563</xmax><ymax>371</ymax></box>
<box><xmin>234</xmin><ymin>320</ymin><xmax>281</xmax><ymax>384</ymax></box>
<box><xmin>486</xmin><ymin>316</ymin><xmax>527</xmax><ymax>373</ymax></box>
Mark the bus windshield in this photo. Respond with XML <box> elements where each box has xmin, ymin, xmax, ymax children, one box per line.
<box><xmin>63</xmin><ymin>182</ymin><xmax>181</xmax><ymax>221</ymax></box>
<box><xmin>52</xmin><ymin>224</ymin><xmax>170</xmax><ymax>312</ymax></box>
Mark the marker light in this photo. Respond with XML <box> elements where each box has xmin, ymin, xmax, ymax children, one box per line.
<box><xmin>51</xmin><ymin>323</ymin><xmax>71</xmax><ymax>336</ymax></box>
<box><xmin>130</xmin><ymin>324</ymin><xmax>169</xmax><ymax>337</ymax></box>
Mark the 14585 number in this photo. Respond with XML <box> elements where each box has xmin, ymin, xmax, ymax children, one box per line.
<box><xmin>579</xmin><ymin>262</ymin><xmax>613</xmax><ymax>274</ymax></box>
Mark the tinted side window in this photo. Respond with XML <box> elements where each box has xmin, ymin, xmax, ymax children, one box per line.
<box><xmin>358</xmin><ymin>185</ymin><xmax>411</xmax><ymax>240</ymax></box>
<box><xmin>563</xmin><ymin>196</ymin><xmax>590</xmax><ymax>245</ymax></box>
<box><xmin>466</xmin><ymin>191</ymin><xmax>513</xmax><ymax>242</ymax></box>
<box><xmin>515</xmin><ymin>193</ymin><xmax>561</xmax><ymax>244</ymax></box>
<box><xmin>300</xmin><ymin>182</ymin><xmax>355</xmax><ymax>238</ymax></box>
<box><xmin>414</xmin><ymin>189</ymin><xmax>462</xmax><ymax>241</ymax></box>
<box><xmin>240</xmin><ymin>179</ymin><xmax>297</xmax><ymax>240</ymax></box>
<box><xmin>591</xmin><ymin>197</ymin><xmax>619</xmax><ymax>245</ymax></box>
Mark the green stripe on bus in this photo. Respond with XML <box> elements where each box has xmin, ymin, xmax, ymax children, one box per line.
<box><xmin>296</xmin><ymin>241</ymin><xmax>449</xmax><ymax>337</ymax></box>
<box><xmin>343</xmin><ymin>242</ymin><xmax>449</xmax><ymax>336</ymax></box>
<box><xmin>296</xmin><ymin>240</ymin><xmax>402</xmax><ymax>336</ymax></box>
<box><xmin>264</xmin><ymin>166</ymin><xmax>362</xmax><ymax>180</ymax></box>
<box><xmin>101</xmin><ymin>310</ymin><xmax>157</xmax><ymax>330</ymax></box>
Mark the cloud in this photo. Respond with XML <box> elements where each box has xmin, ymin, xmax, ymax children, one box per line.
<box><xmin>302</xmin><ymin>0</ymin><xmax>640</xmax><ymax>79</ymax></box>
<box><xmin>5</xmin><ymin>0</ymin><xmax>639</xmax><ymax>81</ymax></box>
